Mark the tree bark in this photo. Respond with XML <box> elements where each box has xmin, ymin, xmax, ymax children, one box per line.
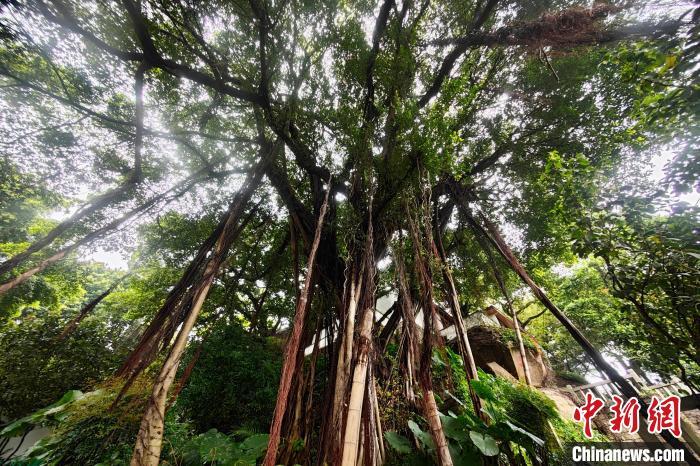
<box><xmin>340</xmin><ymin>305</ymin><xmax>374</xmax><ymax>466</ymax></box>
<box><xmin>169</xmin><ymin>340</ymin><xmax>204</xmax><ymax>405</ymax></box>
<box><xmin>422</xmin><ymin>386</ymin><xmax>453</xmax><ymax>466</ymax></box>
<box><xmin>130</xmin><ymin>266</ymin><xmax>217</xmax><ymax>466</ymax></box>
<box><xmin>263</xmin><ymin>181</ymin><xmax>331</xmax><ymax>466</ymax></box>
<box><xmin>329</xmin><ymin>269</ymin><xmax>363</xmax><ymax>448</ymax></box>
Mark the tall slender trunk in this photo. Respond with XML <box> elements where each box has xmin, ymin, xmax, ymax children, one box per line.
<box><xmin>301</xmin><ymin>318</ymin><xmax>323</xmax><ymax>454</ymax></box>
<box><xmin>330</xmin><ymin>270</ymin><xmax>363</xmax><ymax>445</ymax></box>
<box><xmin>511</xmin><ymin>304</ymin><xmax>532</xmax><ymax>385</ymax></box>
<box><xmin>432</xmin><ymin>232</ymin><xmax>482</xmax><ymax>413</ymax></box>
<box><xmin>115</xmin><ymin>165</ymin><xmax>267</xmax><ymax>386</ymax></box>
<box><xmin>370</xmin><ymin>370</ymin><xmax>385</xmax><ymax>464</ymax></box>
<box><xmin>263</xmin><ymin>182</ymin><xmax>331</xmax><ymax>466</ymax></box>
<box><xmin>0</xmin><ymin>171</ymin><xmax>203</xmax><ymax>296</ymax></box>
<box><xmin>421</xmin><ymin>386</ymin><xmax>452</xmax><ymax>466</ymax></box>
<box><xmin>129</xmin><ymin>165</ymin><xmax>265</xmax><ymax>466</ymax></box>
<box><xmin>473</xmin><ymin>230</ymin><xmax>533</xmax><ymax>386</ymax></box>
<box><xmin>0</xmin><ymin>183</ymin><xmax>133</xmax><ymax>279</ymax></box>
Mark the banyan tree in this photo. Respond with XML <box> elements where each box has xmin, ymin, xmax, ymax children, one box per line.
<box><xmin>0</xmin><ymin>0</ymin><xmax>698</xmax><ymax>465</ymax></box>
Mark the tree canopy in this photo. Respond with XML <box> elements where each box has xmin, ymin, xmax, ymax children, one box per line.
<box><xmin>0</xmin><ymin>0</ymin><xmax>698</xmax><ymax>465</ymax></box>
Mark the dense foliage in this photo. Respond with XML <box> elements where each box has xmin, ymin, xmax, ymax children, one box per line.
<box><xmin>0</xmin><ymin>306</ymin><xmax>132</xmax><ymax>419</ymax></box>
<box><xmin>176</xmin><ymin>322</ymin><xmax>282</xmax><ymax>434</ymax></box>
<box><xmin>0</xmin><ymin>0</ymin><xmax>697</xmax><ymax>464</ymax></box>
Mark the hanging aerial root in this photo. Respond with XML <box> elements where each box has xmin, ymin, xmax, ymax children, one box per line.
<box><xmin>129</xmin><ymin>157</ymin><xmax>269</xmax><ymax>466</ymax></box>
<box><xmin>263</xmin><ymin>179</ymin><xmax>331</xmax><ymax>466</ymax></box>
<box><xmin>56</xmin><ymin>272</ymin><xmax>132</xmax><ymax>341</ymax></box>
<box><xmin>432</xmin><ymin>229</ymin><xmax>483</xmax><ymax>415</ymax></box>
<box><xmin>405</xmin><ymin>200</ymin><xmax>453</xmax><ymax>466</ymax></box>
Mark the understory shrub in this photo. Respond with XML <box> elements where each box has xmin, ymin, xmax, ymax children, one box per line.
<box><xmin>176</xmin><ymin>322</ymin><xmax>282</xmax><ymax>434</ymax></box>
<box><xmin>0</xmin><ymin>307</ymin><xmax>131</xmax><ymax>419</ymax></box>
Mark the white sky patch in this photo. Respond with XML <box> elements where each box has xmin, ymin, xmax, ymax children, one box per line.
<box><xmin>80</xmin><ymin>247</ymin><xmax>129</xmax><ymax>270</ymax></box>
<box><xmin>650</xmin><ymin>148</ymin><xmax>699</xmax><ymax>206</ymax></box>
<box><xmin>550</xmin><ymin>262</ymin><xmax>575</xmax><ymax>278</ymax></box>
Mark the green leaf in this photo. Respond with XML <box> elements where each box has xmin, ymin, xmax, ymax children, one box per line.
<box><xmin>384</xmin><ymin>431</ymin><xmax>413</xmax><ymax>454</ymax></box>
<box><xmin>1</xmin><ymin>390</ymin><xmax>84</xmax><ymax>437</ymax></box>
<box><xmin>469</xmin><ymin>431</ymin><xmax>499</xmax><ymax>456</ymax></box>
<box><xmin>238</xmin><ymin>433</ymin><xmax>269</xmax><ymax>459</ymax></box>
<box><xmin>470</xmin><ymin>378</ymin><xmax>495</xmax><ymax>401</ymax></box>
<box><xmin>408</xmin><ymin>420</ymin><xmax>435</xmax><ymax>451</ymax></box>
<box><xmin>440</xmin><ymin>414</ymin><xmax>467</xmax><ymax>441</ymax></box>
<box><xmin>504</xmin><ymin>420</ymin><xmax>544</xmax><ymax>447</ymax></box>
<box><xmin>449</xmin><ymin>442</ymin><xmax>482</xmax><ymax>466</ymax></box>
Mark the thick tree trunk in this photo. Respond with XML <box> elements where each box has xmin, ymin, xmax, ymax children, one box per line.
<box><xmin>131</xmin><ymin>269</ymin><xmax>217</xmax><ymax>466</ymax></box>
<box><xmin>263</xmin><ymin>182</ymin><xmax>331</xmax><ymax>466</ymax></box>
<box><xmin>422</xmin><ymin>386</ymin><xmax>453</xmax><ymax>466</ymax></box>
<box><xmin>340</xmin><ymin>305</ymin><xmax>374</xmax><ymax>466</ymax></box>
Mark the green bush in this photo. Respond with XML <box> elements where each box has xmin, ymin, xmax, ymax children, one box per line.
<box><xmin>481</xmin><ymin>372</ymin><xmax>558</xmax><ymax>439</ymax></box>
<box><xmin>2</xmin><ymin>373</ymin><xmax>273</xmax><ymax>466</ymax></box>
<box><xmin>181</xmin><ymin>429</ymin><xmax>269</xmax><ymax>465</ymax></box>
<box><xmin>175</xmin><ymin>322</ymin><xmax>282</xmax><ymax>434</ymax></box>
<box><xmin>0</xmin><ymin>307</ymin><xmax>131</xmax><ymax>419</ymax></box>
